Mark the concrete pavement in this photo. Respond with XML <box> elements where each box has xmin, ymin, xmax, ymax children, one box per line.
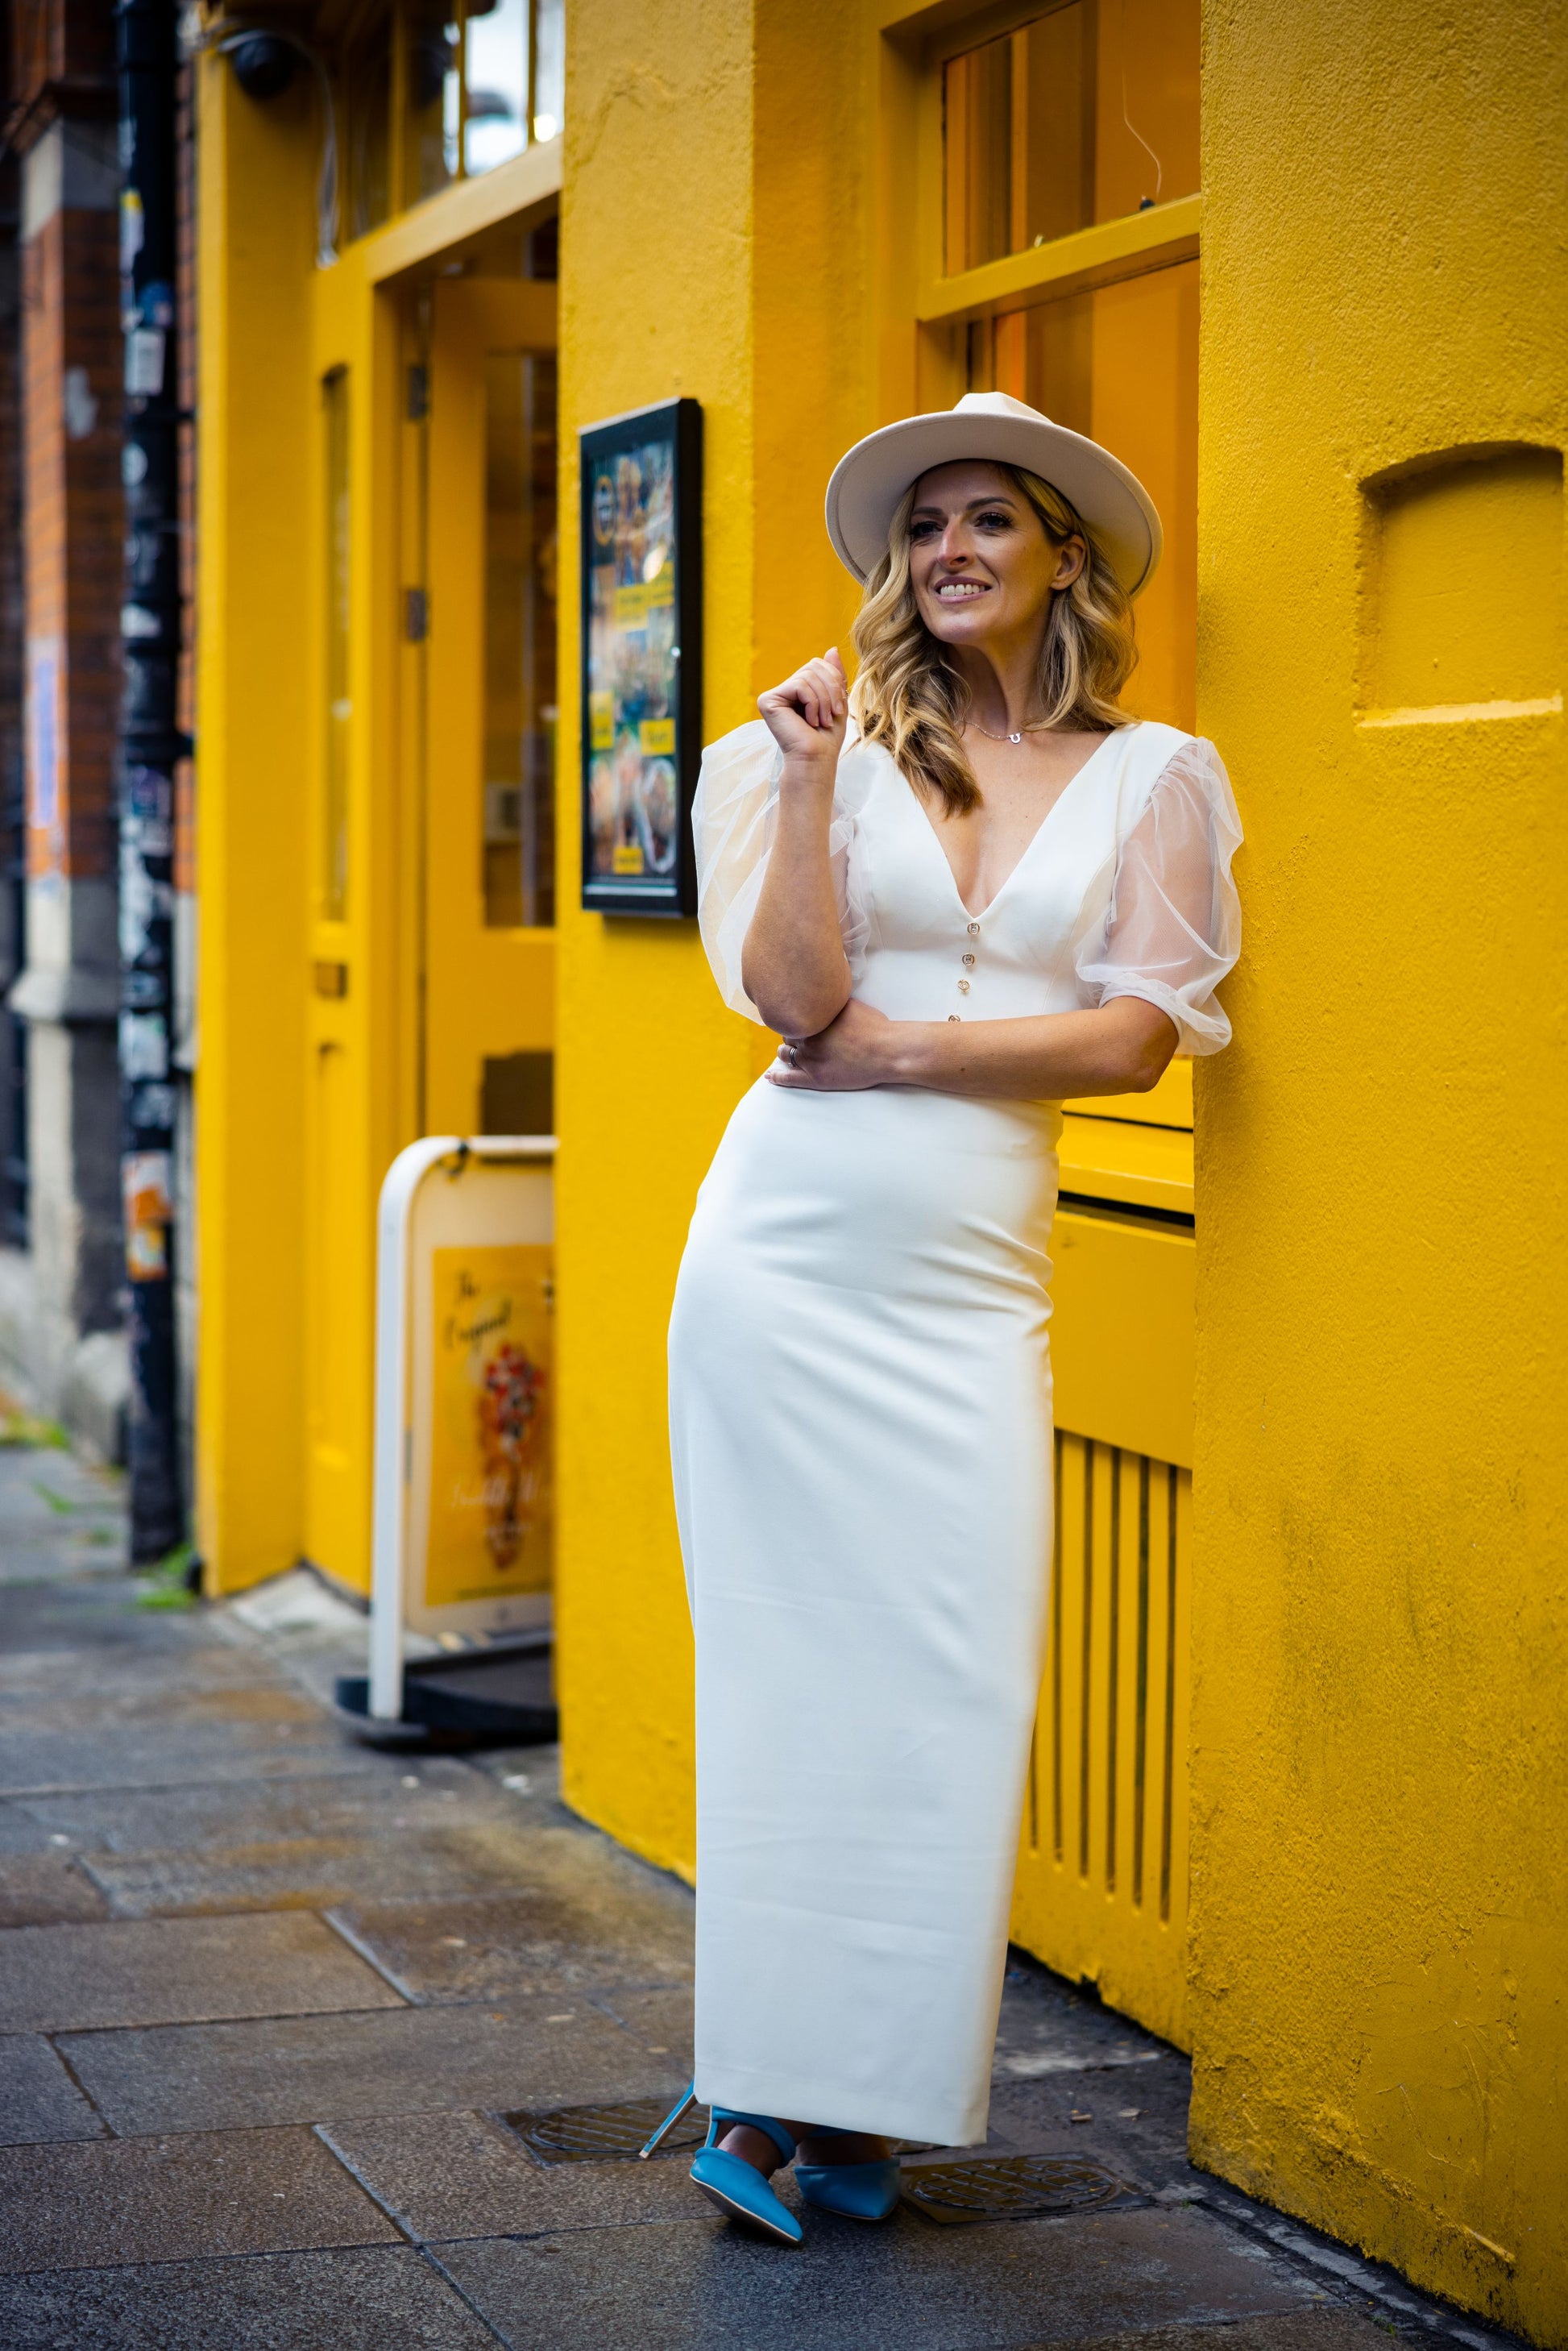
<box><xmin>0</xmin><ymin>1439</ymin><xmax>1526</xmax><ymax>2349</ymax></box>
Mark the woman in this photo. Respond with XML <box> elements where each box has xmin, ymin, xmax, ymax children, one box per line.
<box><xmin>653</xmin><ymin>392</ymin><xmax>1241</xmax><ymax>2245</ymax></box>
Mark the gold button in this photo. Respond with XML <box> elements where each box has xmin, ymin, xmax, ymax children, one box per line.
<box><xmin>957</xmin><ymin>978</ymin><xmax>970</xmax><ymax>994</ymax></box>
<box><xmin>962</xmin><ymin>953</ymin><xmax>975</xmax><ymax>967</ymax></box>
<box><xmin>967</xmin><ymin>920</ymin><xmax>980</xmax><ymax>937</ymax></box>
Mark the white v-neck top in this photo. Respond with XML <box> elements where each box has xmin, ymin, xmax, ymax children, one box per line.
<box><xmin>693</xmin><ymin>717</ymin><xmax>1242</xmax><ymax>1054</ymax></box>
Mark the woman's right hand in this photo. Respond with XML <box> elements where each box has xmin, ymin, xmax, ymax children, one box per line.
<box><xmin>757</xmin><ymin>648</ymin><xmax>848</xmax><ymax>771</ymax></box>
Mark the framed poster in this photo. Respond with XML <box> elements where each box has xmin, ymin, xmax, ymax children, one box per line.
<box><xmin>579</xmin><ymin>397</ymin><xmax>703</xmax><ymax>916</ymax></box>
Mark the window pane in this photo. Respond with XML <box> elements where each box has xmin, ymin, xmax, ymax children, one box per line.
<box><xmin>406</xmin><ymin>0</ymin><xmax>459</xmax><ymax>198</ymax></box>
<box><xmin>465</xmin><ymin>0</ymin><xmax>528</xmax><ymax>176</ymax></box>
<box><xmin>346</xmin><ymin>7</ymin><xmax>393</xmax><ymax>239</ymax></box>
<box><xmin>483</xmin><ymin>351</ymin><xmax>558</xmax><ymax>928</ymax></box>
<box><xmin>969</xmin><ymin>260</ymin><xmax>1198</xmax><ymax>730</ymax></box>
<box><xmin>322</xmin><ymin>370</ymin><xmax>351</xmax><ymax>920</ymax></box>
<box><xmin>944</xmin><ymin>0</ymin><xmax>1198</xmax><ymax>273</ymax></box>
<box><xmin>944</xmin><ymin>30</ymin><xmax>1014</xmax><ymax>273</ymax></box>
<box><xmin>532</xmin><ymin>0</ymin><xmax>564</xmax><ymax>143</ymax></box>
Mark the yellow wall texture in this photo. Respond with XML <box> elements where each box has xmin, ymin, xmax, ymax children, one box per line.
<box><xmin>1193</xmin><ymin>1</ymin><xmax>1567</xmax><ymax>2336</ymax></box>
<box><xmin>554</xmin><ymin>0</ymin><xmax>874</xmax><ymax>1871</ymax></box>
<box><xmin>193</xmin><ymin>56</ymin><xmax>315</xmax><ymax>1589</ymax></box>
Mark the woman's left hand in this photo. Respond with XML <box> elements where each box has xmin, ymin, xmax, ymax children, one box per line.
<box><xmin>766</xmin><ymin>999</ymin><xmax>902</xmax><ymax>1091</ymax></box>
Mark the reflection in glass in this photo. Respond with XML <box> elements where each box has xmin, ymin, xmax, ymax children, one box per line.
<box><xmin>346</xmin><ymin>6</ymin><xmax>393</xmax><ymax>239</ymax></box>
<box><xmin>532</xmin><ymin>0</ymin><xmax>564</xmax><ymax>143</ymax></box>
<box><xmin>483</xmin><ymin>351</ymin><xmax>558</xmax><ymax>928</ymax></box>
<box><xmin>322</xmin><ymin>369</ymin><xmax>351</xmax><ymax>920</ymax></box>
<box><xmin>408</xmin><ymin>0</ymin><xmax>460</xmax><ymax>198</ymax></box>
<box><xmin>465</xmin><ymin>0</ymin><xmax>528</xmax><ymax>176</ymax></box>
<box><xmin>944</xmin><ymin>0</ymin><xmax>1198</xmax><ymax>274</ymax></box>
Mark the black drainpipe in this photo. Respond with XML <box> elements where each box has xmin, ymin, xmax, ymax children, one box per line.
<box><xmin>114</xmin><ymin>0</ymin><xmax>181</xmax><ymax>1564</ymax></box>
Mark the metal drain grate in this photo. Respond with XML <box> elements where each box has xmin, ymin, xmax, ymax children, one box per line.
<box><xmin>504</xmin><ymin>2097</ymin><xmax>707</xmax><ymax>2165</ymax></box>
<box><xmin>901</xmin><ymin>2153</ymin><xmax>1135</xmax><ymax>2226</ymax></box>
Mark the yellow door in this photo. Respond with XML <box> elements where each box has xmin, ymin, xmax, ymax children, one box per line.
<box><xmin>301</xmin><ymin>273</ymin><xmax>559</xmax><ymax>1593</ymax></box>
<box><xmin>424</xmin><ymin>277</ymin><xmax>558</xmax><ymax>1140</ymax></box>
<box><xmin>303</xmin><ymin>359</ymin><xmax>368</xmax><ymax>1586</ymax></box>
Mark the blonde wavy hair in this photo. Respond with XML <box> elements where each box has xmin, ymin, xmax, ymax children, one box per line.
<box><xmin>850</xmin><ymin>465</ymin><xmax>1136</xmax><ymax>816</ymax></box>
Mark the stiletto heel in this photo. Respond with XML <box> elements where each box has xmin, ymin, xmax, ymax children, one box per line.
<box><xmin>794</xmin><ymin>2129</ymin><xmax>902</xmax><ymax>2221</ymax></box>
<box><xmin>689</xmin><ymin>2107</ymin><xmax>803</xmax><ymax>2245</ymax></box>
<box><xmin>639</xmin><ymin>2082</ymin><xmax>699</xmax><ymax>2159</ymax></box>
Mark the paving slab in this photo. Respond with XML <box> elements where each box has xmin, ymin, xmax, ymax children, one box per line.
<box><xmin>0</xmin><ymin>2245</ymin><xmax>503</xmax><ymax>2350</ymax></box>
<box><xmin>60</xmin><ymin>1994</ymin><xmax>687</xmax><ymax>2135</ymax></box>
<box><xmin>993</xmin><ymin>1971</ymin><xmax>1176</xmax><ymax>2087</ymax></box>
<box><xmin>0</xmin><ymin>1720</ymin><xmax>384</xmax><ymax>1797</ymax></box>
<box><xmin>0</xmin><ymin>1636</ymin><xmax>283</xmax><ymax>1701</ymax></box>
<box><xmin>0</xmin><ymin>2034</ymin><xmax>106</xmax><ymax>2145</ymax></box>
<box><xmin>21</xmin><ymin>1755</ymin><xmax>510</xmax><ymax>1854</ymax></box>
<box><xmin>328</xmin><ymin>1860</ymin><xmax>694</xmax><ymax>2002</ymax></box>
<box><xmin>0</xmin><ymin>1679</ymin><xmax>324</xmax><ymax>1738</ymax></box>
<box><xmin>83</xmin><ymin>1826</ymin><xmax>560</xmax><ymax>1918</ymax></box>
<box><xmin>583</xmin><ymin>1983</ymin><xmax>695</xmax><ymax>2071</ymax></box>
<box><xmin>0</xmin><ymin>1452</ymin><xmax>128</xmax><ymax>1581</ymax></box>
<box><xmin>0</xmin><ymin>1911</ymin><xmax>404</xmax><ymax>2033</ymax></box>
<box><xmin>439</xmin><ymin>2202</ymin><xmax>1317</xmax><ymax>2351</ymax></box>
<box><xmin>0</xmin><ymin>1576</ymin><xmax>219</xmax><ymax>1655</ymax></box>
<box><xmin>320</xmin><ymin>2107</ymin><xmax>709</xmax><ymax>2241</ymax></box>
<box><xmin>0</xmin><ymin>1800</ymin><xmax>108</xmax><ymax>1855</ymax></box>
<box><xmin>0</xmin><ymin>1850</ymin><xmax>111</xmax><ymax>1925</ymax></box>
<box><xmin>0</xmin><ymin>2123</ymin><xmax>399</xmax><ymax>2274</ymax></box>
<box><xmin>1038</xmin><ymin>2320</ymin><xmax>1410</xmax><ymax>2351</ymax></box>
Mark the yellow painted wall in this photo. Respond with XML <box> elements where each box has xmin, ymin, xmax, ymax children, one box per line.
<box><xmin>554</xmin><ymin>0</ymin><xmax>877</xmax><ymax>1871</ymax></box>
<box><xmin>1193</xmin><ymin>2</ymin><xmax>1567</xmax><ymax>2336</ymax></box>
<box><xmin>193</xmin><ymin>56</ymin><xmax>316</xmax><ymax>1591</ymax></box>
<box><xmin>554</xmin><ymin>0</ymin><xmax>756</xmax><ymax>1873</ymax></box>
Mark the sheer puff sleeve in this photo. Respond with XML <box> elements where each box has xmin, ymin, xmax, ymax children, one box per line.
<box><xmin>1077</xmin><ymin>736</ymin><xmax>1242</xmax><ymax>1055</ymax></box>
<box><xmin>693</xmin><ymin>718</ymin><xmax>873</xmax><ymax>1025</ymax></box>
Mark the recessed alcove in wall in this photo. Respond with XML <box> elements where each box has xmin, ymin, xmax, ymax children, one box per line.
<box><xmin>1359</xmin><ymin>444</ymin><xmax>1563</xmax><ymax>725</ymax></box>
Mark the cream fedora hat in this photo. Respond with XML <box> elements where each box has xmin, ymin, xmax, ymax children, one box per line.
<box><xmin>823</xmin><ymin>391</ymin><xmax>1162</xmax><ymax>598</ymax></box>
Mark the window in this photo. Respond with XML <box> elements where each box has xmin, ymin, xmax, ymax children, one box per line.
<box><xmin>966</xmin><ymin>266</ymin><xmax>1197</xmax><ymax>728</ymax></box>
<box><xmin>465</xmin><ymin>0</ymin><xmax>563</xmax><ymax>171</ymax></box>
<box><xmin>931</xmin><ymin>0</ymin><xmax>1200</xmax><ymax>728</ymax></box>
<box><xmin>465</xmin><ymin>0</ymin><xmax>529</xmax><ymax>173</ymax></box>
<box><xmin>482</xmin><ymin>350</ymin><xmax>558</xmax><ymax>927</ymax></box>
<box><xmin>345</xmin><ymin>9</ymin><xmax>394</xmax><ymax>239</ymax></box>
<box><xmin>407</xmin><ymin>0</ymin><xmax>461</xmax><ymax>199</ymax></box>
<box><xmin>322</xmin><ymin>368</ymin><xmax>351</xmax><ymax>920</ymax></box>
<box><xmin>944</xmin><ymin>0</ymin><xmax>1199</xmax><ymax>270</ymax></box>
<box><xmin>334</xmin><ymin>0</ymin><xmax>566</xmax><ymax>239</ymax></box>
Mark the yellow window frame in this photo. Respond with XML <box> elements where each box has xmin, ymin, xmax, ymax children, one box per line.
<box><xmin>907</xmin><ymin>2</ymin><xmax>1200</xmax><ymax>335</ymax></box>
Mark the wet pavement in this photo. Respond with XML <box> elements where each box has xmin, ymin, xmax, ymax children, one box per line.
<box><xmin>0</xmin><ymin>1440</ymin><xmax>1526</xmax><ymax>2349</ymax></box>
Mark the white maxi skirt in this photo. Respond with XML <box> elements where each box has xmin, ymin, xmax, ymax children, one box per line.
<box><xmin>668</xmin><ymin>1076</ymin><xmax>1059</xmax><ymax>2149</ymax></box>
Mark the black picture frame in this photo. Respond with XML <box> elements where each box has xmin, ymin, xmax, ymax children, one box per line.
<box><xmin>579</xmin><ymin>397</ymin><xmax>703</xmax><ymax>916</ymax></box>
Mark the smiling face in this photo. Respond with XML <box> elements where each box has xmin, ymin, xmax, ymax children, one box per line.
<box><xmin>906</xmin><ymin>461</ymin><xmax>1084</xmax><ymax>654</ymax></box>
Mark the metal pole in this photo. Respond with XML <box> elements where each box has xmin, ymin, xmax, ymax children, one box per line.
<box><xmin>115</xmin><ymin>0</ymin><xmax>182</xmax><ymax>1563</ymax></box>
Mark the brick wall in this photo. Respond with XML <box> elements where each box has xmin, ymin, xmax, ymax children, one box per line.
<box><xmin>20</xmin><ymin>201</ymin><xmax>121</xmax><ymax>885</ymax></box>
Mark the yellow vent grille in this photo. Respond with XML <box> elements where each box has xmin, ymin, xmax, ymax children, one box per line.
<box><xmin>1010</xmin><ymin>1431</ymin><xmax>1192</xmax><ymax>2051</ymax></box>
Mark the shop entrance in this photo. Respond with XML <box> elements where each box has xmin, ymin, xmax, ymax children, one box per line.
<box><xmin>301</xmin><ymin>264</ymin><xmax>559</xmax><ymax>1592</ymax></box>
<box><xmin>420</xmin><ymin>276</ymin><xmax>558</xmax><ymax>1140</ymax></box>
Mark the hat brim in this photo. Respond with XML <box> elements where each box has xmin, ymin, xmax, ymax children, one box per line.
<box><xmin>824</xmin><ymin>410</ymin><xmax>1162</xmax><ymax>597</ymax></box>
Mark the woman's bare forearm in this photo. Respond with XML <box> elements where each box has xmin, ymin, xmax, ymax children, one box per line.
<box><xmin>880</xmin><ymin>997</ymin><xmax>1177</xmax><ymax>1100</ymax></box>
<box><xmin>740</xmin><ymin>758</ymin><xmax>853</xmax><ymax>1035</ymax></box>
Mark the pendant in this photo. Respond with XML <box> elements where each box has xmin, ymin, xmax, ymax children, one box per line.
<box><xmin>1007</xmin><ymin>732</ymin><xmax>1023</xmax><ymax>743</ymax></box>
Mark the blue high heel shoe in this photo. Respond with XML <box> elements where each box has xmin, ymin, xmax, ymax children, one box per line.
<box><xmin>640</xmin><ymin>2084</ymin><xmax>803</xmax><ymax>2245</ymax></box>
<box><xmin>794</xmin><ymin>2127</ymin><xmax>902</xmax><ymax>2221</ymax></box>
